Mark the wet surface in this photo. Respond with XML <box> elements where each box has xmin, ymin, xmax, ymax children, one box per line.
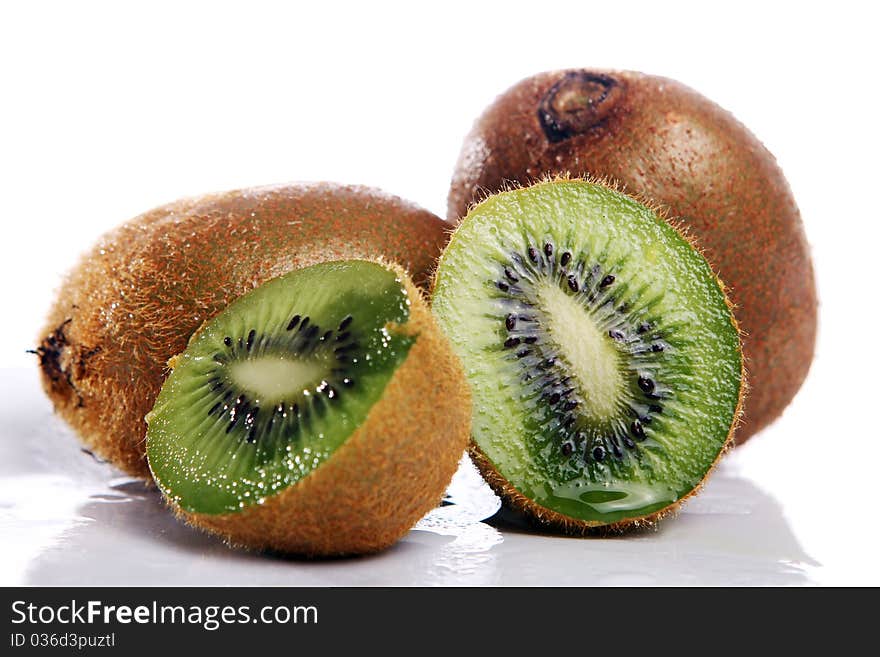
<box><xmin>0</xmin><ymin>368</ymin><xmax>825</xmax><ymax>586</ymax></box>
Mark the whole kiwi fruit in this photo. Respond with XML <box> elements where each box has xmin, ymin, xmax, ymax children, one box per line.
<box><xmin>35</xmin><ymin>183</ymin><xmax>452</xmax><ymax>478</ymax></box>
<box><xmin>448</xmin><ymin>69</ymin><xmax>817</xmax><ymax>442</ymax></box>
<box><xmin>146</xmin><ymin>259</ymin><xmax>471</xmax><ymax>556</ymax></box>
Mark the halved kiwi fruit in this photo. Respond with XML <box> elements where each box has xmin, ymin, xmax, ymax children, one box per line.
<box><xmin>432</xmin><ymin>179</ymin><xmax>744</xmax><ymax>530</ymax></box>
<box><xmin>146</xmin><ymin>259</ymin><xmax>471</xmax><ymax>556</ymax></box>
<box><xmin>448</xmin><ymin>69</ymin><xmax>816</xmax><ymax>443</ymax></box>
<box><xmin>35</xmin><ymin>183</ymin><xmax>451</xmax><ymax>478</ymax></box>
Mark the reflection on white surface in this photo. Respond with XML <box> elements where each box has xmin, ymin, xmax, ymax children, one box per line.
<box><xmin>414</xmin><ymin>457</ymin><xmax>503</xmax><ymax>585</ymax></box>
<box><xmin>0</xmin><ymin>367</ymin><xmax>825</xmax><ymax>585</ymax></box>
<box><xmin>0</xmin><ymin>474</ymin><xmax>101</xmax><ymax>585</ymax></box>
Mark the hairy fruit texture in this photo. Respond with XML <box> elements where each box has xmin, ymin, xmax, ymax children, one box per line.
<box><xmin>37</xmin><ymin>183</ymin><xmax>452</xmax><ymax>477</ymax></box>
<box><xmin>147</xmin><ymin>261</ymin><xmax>472</xmax><ymax>556</ymax></box>
<box><xmin>448</xmin><ymin>69</ymin><xmax>816</xmax><ymax>442</ymax></box>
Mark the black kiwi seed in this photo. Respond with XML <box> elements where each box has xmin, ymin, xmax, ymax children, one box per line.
<box><xmin>287</xmin><ymin>315</ymin><xmax>301</xmax><ymax>331</ymax></box>
<box><xmin>299</xmin><ymin>317</ymin><xmax>310</xmax><ymax>332</ymax></box>
<box><xmin>497</xmin><ymin>281</ymin><xmax>510</xmax><ymax>292</ymax></box>
<box><xmin>505</xmin><ymin>267</ymin><xmax>519</xmax><ymax>283</ymax></box>
<box><xmin>637</xmin><ymin>322</ymin><xmax>652</xmax><ymax>334</ymax></box>
<box><xmin>609</xmin><ymin>330</ymin><xmax>624</xmax><ymax>341</ymax></box>
<box><xmin>561</xmin><ymin>441</ymin><xmax>573</xmax><ymax>456</ymax></box>
<box><xmin>246</xmin><ymin>329</ymin><xmax>256</xmax><ymax>351</ymax></box>
<box><xmin>528</xmin><ymin>246</ymin><xmax>539</xmax><ymax>263</ymax></box>
<box><xmin>631</xmin><ymin>419</ymin><xmax>646</xmax><ymax>440</ymax></box>
<box><xmin>600</xmin><ymin>275</ymin><xmax>615</xmax><ymax>288</ymax></box>
<box><xmin>506</xmin><ymin>314</ymin><xmax>517</xmax><ymax>330</ymax></box>
<box><xmin>638</xmin><ymin>376</ymin><xmax>655</xmax><ymax>394</ymax></box>
<box><xmin>567</xmin><ymin>275</ymin><xmax>579</xmax><ymax>292</ymax></box>
<box><xmin>560</xmin><ymin>251</ymin><xmax>572</xmax><ymax>267</ymax></box>
<box><xmin>225</xmin><ymin>415</ymin><xmax>239</xmax><ymax>434</ymax></box>
<box><xmin>338</xmin><ymin>315</ymin><xmax>353</xmax><ymax>331</ymax></box>
<box><xmin>650</xmin><ymin>404</ymin><xmax>663</xmax><ymax>414</ymax></box>
<box><xmin>223</xmin><ymin>336</ymin><xmax>232</xmax><ymax>347</ymax></box>
<box><xmin>544</xmin><ymin>242</ymin><xmax>554</xmax><ymax>258</ymax></box>
<box><xmin>592</xmin><ymin>445</ymin><xmax>606</xmax><ymax>462</ymax></box>
<box><xmin>336</xmin><ymin>331</ymin><xmax>351</xmax><ymax>343</ymax></box>
<box><xmin>504</xmin><ymin>336</ymin><xmax>521</xmax><ymax>348</ymax></box>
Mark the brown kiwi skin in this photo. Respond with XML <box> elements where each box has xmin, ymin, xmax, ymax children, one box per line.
<box><xmin>171</xmin><ymin>265</ymin><xmax>472</xmax><ymax>557</ymax></box>
<box><xmin>36</xmin><ymin>183</ymin><xmax>453</xmax><ymax>479</ymax></box>
<box><xmin>448</xmin><ymin>69</ymin><xmax>817</xmax><ymax>443</ymax></box>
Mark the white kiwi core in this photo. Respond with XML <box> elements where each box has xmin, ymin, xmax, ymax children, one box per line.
<box><xmin>227</xmin><ymin>357</ymin><xmax>327</xmax><ymax>404</ymax></box>
<box><xmin>536</xmin><ymin>282</ymin><xmax>624</xmax><ymax>423</ymax></box>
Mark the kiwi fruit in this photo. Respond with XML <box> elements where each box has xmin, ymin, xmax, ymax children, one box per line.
<box><xmin>432</xmin><ymin>179</ymin><xmax>744</xmax><ymax>531</ymax></box>
<box><xmin>35</xmin><ymin>183</ymin><xmax>451</xmax><ymax>478</ymax></box>
<box><xmin>448</xmin><ymin>69</ymin><xmax>816</xmax><ymax>442</ymax></box>
<box><xmin>146</xmin><ymin>259</ymin><xmax>471</xmax><ymax>556</ymax></box>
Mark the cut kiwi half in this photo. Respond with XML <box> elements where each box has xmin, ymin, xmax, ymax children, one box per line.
<box><xmin>146</xmin><ymin>259</ymin><xmax>471</xmax><ymax>556</ymax></box>
<box><xmin>432</xmin><ymin>179</ymin><xmax>744</xmax><ymax>531</ymax></box>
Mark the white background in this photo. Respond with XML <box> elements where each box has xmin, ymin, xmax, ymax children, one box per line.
<box><xmin>2</xmin><ymin>1</ymin><xmax>879</xmax><ymax>584</ymax></box>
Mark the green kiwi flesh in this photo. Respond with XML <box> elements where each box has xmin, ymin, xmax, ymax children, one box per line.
<box><xmin>147</xmin><ymin>260</ymin><xmax>418</xmax><ymax>515</ymax></box>
<box><xmin>432</xmin><ymin>180</ymin><xmax>743</xmax><ymax>528</ymax></box>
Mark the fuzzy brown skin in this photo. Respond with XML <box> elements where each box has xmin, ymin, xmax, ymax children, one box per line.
<box><xmin>175</xmin><ymin>269</ymin><xmax>471</xmax><ymax>556</ymax></box>
<box><xmin>448</xmin><ymin>69</ymin><xmax>816</xmax><ymax>442</ymax></box>
<box><xmin>37</xmin><ymin>183</ymin><xmax>453</xmax><ymax>478</ymax></box>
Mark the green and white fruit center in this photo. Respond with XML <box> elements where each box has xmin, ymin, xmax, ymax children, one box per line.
<box><xmin>431</xmin><ymin>181</ymin><xmax>744</xmax><ymax>525</ymax></box>
<box><xmin>146</xmin><ymin>261</ymin><xmax>416</xmax><ymax>515</ymax></box>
